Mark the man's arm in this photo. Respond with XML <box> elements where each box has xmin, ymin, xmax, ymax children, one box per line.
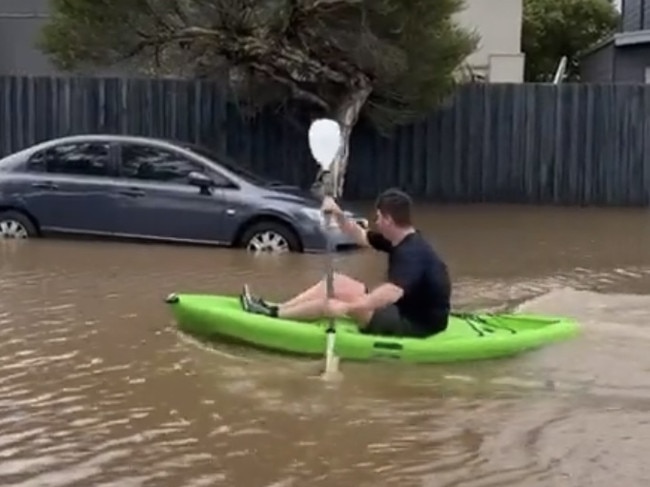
<box><xmin>347</xmin><ymin>282</ymin><xmax>404</xmax><ymax>314</ymax></box>
<box><xmin>322</xmin><ymin>196</ymin><xmax>390</xmax><ymax>251</ymax></box>
<box><xmin>331</xmin><ymin>210</ymin><xmax>393</xmax><ymax>251</ymax></box>
<box><xmin>332</xmin><ymin>210</ymin><xmax>371</xmax><ymax>247</ymax></box>
<box><xmin>348</xmin><ymin>249</ymin><xmax>421</xmax><ymax>315</ymax></box>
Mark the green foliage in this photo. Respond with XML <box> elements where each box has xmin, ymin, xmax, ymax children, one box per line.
<box><xmin>522</xmin><ymin>0</ymin><xmax>620</xmax><ymax>81</ymax></box>
<box><xmin>40</xmin><ymin>0</ymin><xmax>478</xmax><ymax>129</ymax></box>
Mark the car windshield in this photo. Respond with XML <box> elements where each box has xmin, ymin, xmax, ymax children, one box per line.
<box><xmin>182</xmin><ymin>143</ymin><xmax>272</xmax><ymax>186</ymax></box>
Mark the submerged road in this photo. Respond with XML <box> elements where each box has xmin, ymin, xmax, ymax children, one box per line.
<box><xmin>1</xmin><ymin>204</ymin><xmax>649</xmax><ymax>486</ymax></box>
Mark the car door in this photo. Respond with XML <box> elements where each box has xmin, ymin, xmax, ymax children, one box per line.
<box><xmin>111</xmin><ymin>142</ymin><xmax>231</xmax><ymax>244</ymax></box>
<box><xmin>16</xmin><ymin>140</ymin><xmax>118</xmax><ymax>235</ymax></box>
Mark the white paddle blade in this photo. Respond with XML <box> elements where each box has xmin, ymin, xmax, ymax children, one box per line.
<box><xmin>308</xmin><ymin>118</ymin><xmax>342</xmax><ymax>171</ymax></box>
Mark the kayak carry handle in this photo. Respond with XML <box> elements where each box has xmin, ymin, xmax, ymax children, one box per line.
<box><xmin>373</xmin><ymin>341</ymin><xmax>403</xmax><ymax>351</ymax></box>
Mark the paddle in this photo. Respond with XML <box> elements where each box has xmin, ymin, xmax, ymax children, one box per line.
<box><xmin>308</xmin><ymin>118</ymin><xmax>344</xmax><ymax>380</ymax></box>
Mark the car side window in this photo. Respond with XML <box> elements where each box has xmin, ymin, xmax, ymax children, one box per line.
<box><xmin>27</xmin><ymin>142</ymin><xmax>111</xmax><ymax>176</ymax></box>
<box><xmin>120</xmin><ymin>144</ymin><xmax>230</xmax><ymax>186</ymax></box>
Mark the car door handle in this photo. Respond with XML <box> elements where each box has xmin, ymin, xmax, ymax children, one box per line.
<box><xmin>32</xmin><ymin>181</ymin><xmax>58</xmax><ymax>190</ymax></box>
<box><xmin>118</xmin><ymin>188</ymin><xmax>146</xmax><ymax>197</ymax></box>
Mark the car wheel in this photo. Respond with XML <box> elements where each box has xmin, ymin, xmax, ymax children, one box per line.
<box><xmin>0</xmin><ymin>210</ymin><xmax>37</xmax><ymax>239</ymax></box>
<box><xmin>239</xmin><ymin>220</ymin><xmax>301</xmax><ymax>254</ymax></box>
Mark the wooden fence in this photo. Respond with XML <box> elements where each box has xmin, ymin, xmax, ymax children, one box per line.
<box><xmin>1</xmin><ymin>76</ymin><xmax>648</xmax><ymax>205</ymax></box>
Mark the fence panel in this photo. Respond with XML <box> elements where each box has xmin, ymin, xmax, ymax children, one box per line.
<box><xmin>0</xmin><ymin>76</ymin><xmax>648</xmax><ymax>205</ymax></box>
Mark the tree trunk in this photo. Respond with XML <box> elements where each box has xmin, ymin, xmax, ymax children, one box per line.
<box><xmin>332</xmin><ymin>85</ymin><xmax>372</xmax><ymax>197</ymax></box>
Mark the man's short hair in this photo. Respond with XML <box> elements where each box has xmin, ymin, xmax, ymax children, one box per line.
<box><xmin>375</xmin><ymin>188</ymin><xmax>413</xmax><ymax>227</ymax></box>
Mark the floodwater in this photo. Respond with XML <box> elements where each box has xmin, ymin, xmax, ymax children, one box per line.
<box><xmin>1</xmin><ymin>204</ymin><xmax>650</xmax><ymax>487</ymax></box>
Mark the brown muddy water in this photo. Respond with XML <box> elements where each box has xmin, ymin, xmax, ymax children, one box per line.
<box><xmin>1</xmin><ymin>204</ymin><xmax>650</xmax><ymax>487</ymax></box>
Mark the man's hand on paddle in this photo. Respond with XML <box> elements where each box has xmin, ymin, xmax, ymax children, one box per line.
<box><xmin>321</xmin><ymin>196</ymin><xmax>370</xmax><ymax>247</ymax></box>
<box><xmin>321</xmin><ymin>196</ymin><xmax>342</xmax><ymax>215</ymax></box>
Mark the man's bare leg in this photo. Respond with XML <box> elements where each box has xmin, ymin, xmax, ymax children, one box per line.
<box><xmin>275</xmin><ymin>297</ymin><xmax>373</xmax><ymax>325</ymax></box>
<box><xmin>277</xmin><ymin>272</ymin><xmax>367</xmax><ymax>308</ymax></box>
<box><xmin>241</xmin><ymin>286</ymin><xmax>373</xmax><ymax>326</ymax></box>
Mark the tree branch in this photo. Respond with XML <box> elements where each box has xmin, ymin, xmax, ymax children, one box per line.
<box><xmin>306</xmin><ymin>0</ymin><xmax>362</xmax><ymax>9</ymax></box>
<box><xmin>250</xmin><ymin>62</ymin><xmax>330</xmax><ymax>109</ymax></box>
<box><xmin>127</xmin><ymin>25</ymin><xmax>352</xmax><ymax>87</ymax></box>
<box><xmin>143</xmin><ymin>0</ymin><xmax>174</xmax><ymax>32</ymax></box>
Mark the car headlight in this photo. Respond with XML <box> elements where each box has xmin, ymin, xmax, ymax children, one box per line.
<box><xmin>299</xmin><ymin>208</ymin><xmax>340</xmax><ymax>229</ymax></box>
<box><xmin>300</xmin><ymin>208</ymin><xmax>367</xmax><ymax>230</ymax></box>
<box><xmin>300</xmin><ymin>208</ymin><xmax>325</xmax><ymax>223</ymax></box>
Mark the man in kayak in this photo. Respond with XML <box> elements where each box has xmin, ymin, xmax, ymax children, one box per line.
<box><xmin>240</xmin><ymin>188</ymin><xmax>452</xmax><ymax>337</ymax></box>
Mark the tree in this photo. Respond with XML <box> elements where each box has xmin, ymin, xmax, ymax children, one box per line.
<box><xmin>39</xmin><ymin>0</ymin><xmax>478</xmax><ymax>194</ymax></box>
<box><xmin>522</xmin><ymin>0</ymin><xmax>620</xmax><ymax>81</ymax></box>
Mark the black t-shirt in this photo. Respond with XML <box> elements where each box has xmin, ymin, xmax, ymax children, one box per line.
<box><xmin>367</xmin><ymin>230</ymin><xmax>451</xmax><ymax>334</ymax></box>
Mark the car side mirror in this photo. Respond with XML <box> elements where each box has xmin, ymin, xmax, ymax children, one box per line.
<box><xmin>188</xmin><ymin>171</ymin><xmax>213</xmax><ymax>188</ymax></box>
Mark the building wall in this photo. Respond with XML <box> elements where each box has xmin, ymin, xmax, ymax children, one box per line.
<box><xmin>455</xmin><ymin>0</ymin><xmax>525</xmax><ymax>82</ymax></box>
<box><xmin>621</xmin><ymin>0</ymin><xmax>650</xmax><ymax>30</ymax></box>
<box><xmin>581</xmin><ymin>42</ymin><xmax>650</xmax><ymax>82</ymax></box>
<box><xmin>580</xmin><ymin>43</ymin><xmax>615</xmax><ymax>82</ymax></box>
<box><xmin>614</xmin><ymin>45</ymin><xmax>650</xmax><ymax>81</ymax></box>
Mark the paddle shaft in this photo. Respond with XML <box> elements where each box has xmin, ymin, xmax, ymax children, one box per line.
<box><xmin>319</xmin><ymin>169</ymin><xmax>337</xmax><ymax>315</ymax></box>
<box><xmin>320</xmin><ymin>171</ymin><xmax>338</xmax><ymax>372</ymax></box>
<box><xmin>323</xmin><ymin>209</ymin><xmax>335</xmax><ymax>333</ymax></box>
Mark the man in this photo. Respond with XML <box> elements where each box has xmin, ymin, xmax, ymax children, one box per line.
<box><xmin>240</xmin><ymin>188</ymin><xmax>451</xmax><ymax>337</ymax></box>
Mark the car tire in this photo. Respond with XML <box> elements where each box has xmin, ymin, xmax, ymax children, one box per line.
<box><xmin>239</xmin><ymin>220</ymin><xmax>301</xmax><ymax>253</ymax></box>
<box><xmin>0</xmin><ymin>210</ymin><xmax>37</xmax><ymax>239</ymax></box>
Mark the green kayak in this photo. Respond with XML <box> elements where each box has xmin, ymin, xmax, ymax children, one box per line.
<box><xmin>165</xmin><ymin>294</ymin><xmax>580</xmax><ymax>363</ymax></box>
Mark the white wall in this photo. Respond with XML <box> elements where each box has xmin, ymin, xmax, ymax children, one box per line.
<box><xmin>455</xmin><ymin>0</ymin><xmax>525</xmax><ymax>82</ymax></box>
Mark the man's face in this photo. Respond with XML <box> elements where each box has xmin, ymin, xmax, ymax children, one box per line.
<box><xmin>374</xmin><ymin>209</ymin><xmax>393</xmax><ymax>236</ymax></box>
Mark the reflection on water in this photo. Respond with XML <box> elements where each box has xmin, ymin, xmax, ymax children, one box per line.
<box><xmin>0</xmin><ymin>204</ymin><xmax>649</xmax><ymax>486</ymax></box>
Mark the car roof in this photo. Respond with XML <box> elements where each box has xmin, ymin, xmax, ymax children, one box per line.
<box><xmin>5</xmin><ymin>134</ymin><xmax>268</xmax><ymax>187</ymax></box>
<box><xmin>29</xmin><ymin>134</ymin><xmax>196</xmax><ymax>150</ymax></box>
<box><xmin>7</xmin><ymin>134</ymin><xmax>222</xmax><ymax>164</ymax></box>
